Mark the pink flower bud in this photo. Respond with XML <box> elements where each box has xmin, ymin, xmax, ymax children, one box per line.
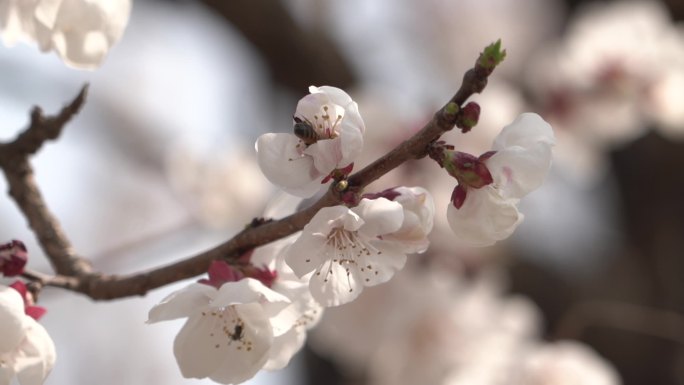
<box><xmin>0</xmin><ymin>240</ymin><xmax>28</xmax><ymax>277</ymax></box>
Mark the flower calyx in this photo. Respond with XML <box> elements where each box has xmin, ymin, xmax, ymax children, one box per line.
<box><xmin>429</xmin><ymin>142</ymin><xmax>494</xmax><ymax>189</ymax></box>
<box><xmin>9</xmin><ymin>280</ymin><xmax>46</xmax><ymax>320</ymax></box>
<box><xmin>199</xmin><ymin>259</ymin><xmax>278</xmax><ymax>289</ymax></box>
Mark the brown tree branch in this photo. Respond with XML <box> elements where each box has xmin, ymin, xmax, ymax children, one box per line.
<box><xmin>4</xmin><ymin>48</ymin><xmax>499</xmax><ymax>301</ymax></box>
<box><xmin>0</xmin><ymin>85</ymin><xmax>91</xmax><ymax>277</ymax></box>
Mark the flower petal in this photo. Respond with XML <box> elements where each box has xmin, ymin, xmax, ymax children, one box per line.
<box><xmin>446</xmin><ymin>185</ymin><xmax>523</xmax><ymax>247</ymax></box>
<box><xmin>209</xmin><ymin>304</ymin><xmax>274</xmax><ymax>384</ymax></box>
<box><xmin>310</xmin><ymin>86</ymin><xmax>354</xmax><ymax>107</ymax></box>
<box><xmin>353</xmin><ymin>198</ymin><xmax>404</xmax><ymax>238</ymax></box>
<box><xmin>303</xmin><ymin>137</ymin><xmax>343</xmax><ymax>175</ymax></box>
<box><xmin>0</xmin><ymin>286</ymin><xmax>28</xmax><ymax>354</ymax></box>
<box><xmin>382</xmin><ymin>187</ymin><xmax>435</xmax><ymax>253</ymax></box>
<box><xmin>485</xmin><ymin>143</ymin><xmax>553</xmax><ymax>199</ymax></box>
<box><xmin>356</xmin><ymin>242</ymin><xmax>407</xmax><ymax>286</ymax></box>
<box><xmin>492</xmin><ymin>113</ymin><xmax>555</xmax><ymax>151</ymax></box>
<box><xmin>173</xmin><ymin>303</ymin><xmax>271</xmax><ymax>383</ymax></box>
<box><xmin>263</xmin><ymin>327</ymin><xmax>305</xmax><ymax>371</ymax></box>
<box><xmin>211</xmin><ymin>279</ymin><xmax>290</xmax><ymax>316</ymax></box>
<box><xmin>147</xmin><ymin>283</ymin><xmax>215</xmax><ymax>323</ymax></box>
<box><xmin>338</xmin><ymin>120</ymin><xmax>364</xmax><ymax>165</ymax></box>
<box><xmin>14</xmin><ymin>318</ymin><xmax>56</xmax><ymax>385</ymax></box>
<box><xmin>308</xmin><ymin>262</ymin><xmax>363</xmax><ymax>307</ymax></box>
<box><xmin>256</xmin><ymin>133</ymin><xmax>322</xmax><ymax>198</ymax></box>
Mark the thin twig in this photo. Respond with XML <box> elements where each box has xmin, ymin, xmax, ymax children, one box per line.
<box><xmin>554</xmin><ymin>300</ymin><xmax>684</xmax><ymax>346</ymax></box>
<box><xmin>0</xmin><ymin>85</ymin><xmax>91</xmax><ymax>277</ymax></box>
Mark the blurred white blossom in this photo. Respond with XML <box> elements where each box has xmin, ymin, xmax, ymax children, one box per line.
<box><xmin>0</xmin><ymin>285</ymin><xmax>55</xmax><ymax>385</ymax></box>
<box><xmin>0</xmin><ymin>0</ymin><xmax>131</xmax><ymax>69</ymax></box>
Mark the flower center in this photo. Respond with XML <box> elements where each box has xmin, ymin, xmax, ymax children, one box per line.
<box><xmin>309</xmin><ymin>228</ymin><xmax>383</xmax><ymax>291</ymax></box>
<box><xmin>201</xmin><ymin>306</ymin><xmax>254</xmax><ymax>352</ymax></box>
<box><xmin>310</xmin><ymin>104</ymin><xmax>344</xmax><ymax>139</ymax></box>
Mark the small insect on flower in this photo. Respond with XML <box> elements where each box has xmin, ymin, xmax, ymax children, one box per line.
<box><xmin>230</xmin><ymin>323</ymin><xmax>244</xmax><ymax>341</ymax></box>
<box><xmin>293</xmin><ymin>116</ymin><xmax>320</xmax><ymax>146</ymax></box>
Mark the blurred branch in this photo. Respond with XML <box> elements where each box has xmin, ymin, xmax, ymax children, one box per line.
<box><xmin>200</xmin><ymin>0</ymin><xmax>356</xmax><ymax>91</ymax></box>
<box><xmin>554</xmin><ymin>300</ymin><xmax>684</xmax><ymax>346</ymax></box>
<box><xmin>4</xmin><ymin>46</ymin><xmax>500</xmax><ymax>300</ymax></box>
<box><xmin>0</xmin><ymin>85</ymin><xmax>92</xmax><ymax>277</ymax></box>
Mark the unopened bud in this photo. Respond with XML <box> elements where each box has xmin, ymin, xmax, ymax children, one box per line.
<box><xmin>477</xmin><ymin>39</ymin><xmax>506</xmax><ymax>71</ymax></box>
<box><xmin>0</xmin><ymin>240</ymin><xmax>27</xmax><ymax>277</ymax></box>
<box><xmin>457</xmin><ymin>102</ymin><xmax>481</xmax><ymax>133</ymax></box>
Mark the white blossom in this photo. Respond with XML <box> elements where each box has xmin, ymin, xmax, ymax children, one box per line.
<box><xmin>369</xmin><ymin>186</ymin><xmax>435</xmax><ymax>253</ymax></box>
<box><xmin>249</xmin><ymin>237</ymin><xmax>324</xmax><ymax>371</ymax></box>
<box><xmin>0</xmin><ymin>0</ymin><xmax>131</xmax><ymax>69</ymax></box>
<box><xmin>147</xmin><ymin>278</ymin><xmax>291</xmax><ymax>384</ymax></box>
<box><xmin>285</xmin><ymin>197</ymin><xmax>414</xmax><ymax>306</ymax></box>
<box><xmin>0</xmin><ymin>285</ymin><xmax>55</xmax><ymax>385</ymax></box>
<box><xmin>447</xmin><ymin>113</ymin><xmax>555</xmax><ymax>246</ymax></box>
<box><xmin>256</xmin><ymin>86</ymin><xmax>365</xmax><ymax>197</ymax></box>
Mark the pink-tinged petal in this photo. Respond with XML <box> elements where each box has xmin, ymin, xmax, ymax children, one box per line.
<box><xmin>446</xmin><ymin>186</ymin><xmax>523</xmax><ymax>247</ymax></box>
<box><xmin>308</xmin><ymin>262</ymin><xmax>363</xmax><ymax>307</ymax></box>
<box><xmin>356</xmin><ymin>243</ymin><xmax>407</xmax><ymax>286</ymax></box>
<box><xmin>492</xmin><ymin>113</ymin><xmax>555</xmax><ymax>151</ymax></box>
<box><xmin>310</xmin><ymin>86</ymin><xmax>354</xmax><ymax>107</ymax></box>
<box><xmin>303</xmin><ymin>138</ymin><xmax>343</xmax><ymax>175</ymax></box>
<box><xmin>353</xmin><ymin>198</ymin><xmax>404</xmax><ymax>238</ymax></box>
<box><xmin>256</xmin><ymin>133</ymin><xmax>322</xmax><ymax>198</ymax></box>
<box><xmin>209</xmin><ymin>304</ymin><xmax>274</xmax><ymax>384</ymax></box>
<box><xmin>296</xmin><ymin>91</ymin><xmax>331</xmax><ymax>120</ymax></box>
<box><xmin>211</xmin><ymin>279</ymin><xmax>290</xmax><ymax>315</ymax></box>
<box><xmin>14</xmin><ymin>318</ymin><xmax>56</xmax><ymax>385</ymax></box>
<box><xmin>0</xmin><ymin>286</ymin><xmax>28</xmax><ymax>354</ymax></box>
<box><xmin>379</xmin><ymin>186</ymin><xmax>435</xmax><ymax>253</ymax></box>
<box><xmin>485</xmin><ymin>144</ymin><xmax>553</xmax><ymax>199</ymax></box>
<box><xmin>147</xmin><ymin>283</ymin><xmax>215</xmax><ymax>323</ymax></box>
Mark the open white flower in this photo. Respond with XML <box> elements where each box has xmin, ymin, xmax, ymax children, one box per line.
<box><xmin>1</xmin><ymin>0</ymin><xmax>131</xmax><ymax>69</ymax></box>
<box><xmin>447</xmin><ymin>113</ymin><xmax>555</xmax><ymax>246</ymax></box>
<box><xmin>256</xmin><ymin>86</ymin><xmax>365</xmax><ymax>197</ymax></box>
<box><xmin>284</xmin><ymin>197</ymin><xmax>412</xmax><ymax>307</ymax></box>
<box><xmin>0</xmin><ymin>285</ymin><xmax>55</xmax><ymax>385</ymax></box>
<box><xmin>147</xmin><ymin>278</ymin><xmax>291</xmax><ymax>384</ymax></box>
<box><xmin>250</xmin><ymin>239</ymin><xmax>324</xmax><ymax>370</ymax></box>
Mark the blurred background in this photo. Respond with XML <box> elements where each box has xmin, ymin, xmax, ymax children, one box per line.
<box><xmin>1</xmin><ymin>0</ymin><xmax>684</xmax><ymax>384</ymax></box>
